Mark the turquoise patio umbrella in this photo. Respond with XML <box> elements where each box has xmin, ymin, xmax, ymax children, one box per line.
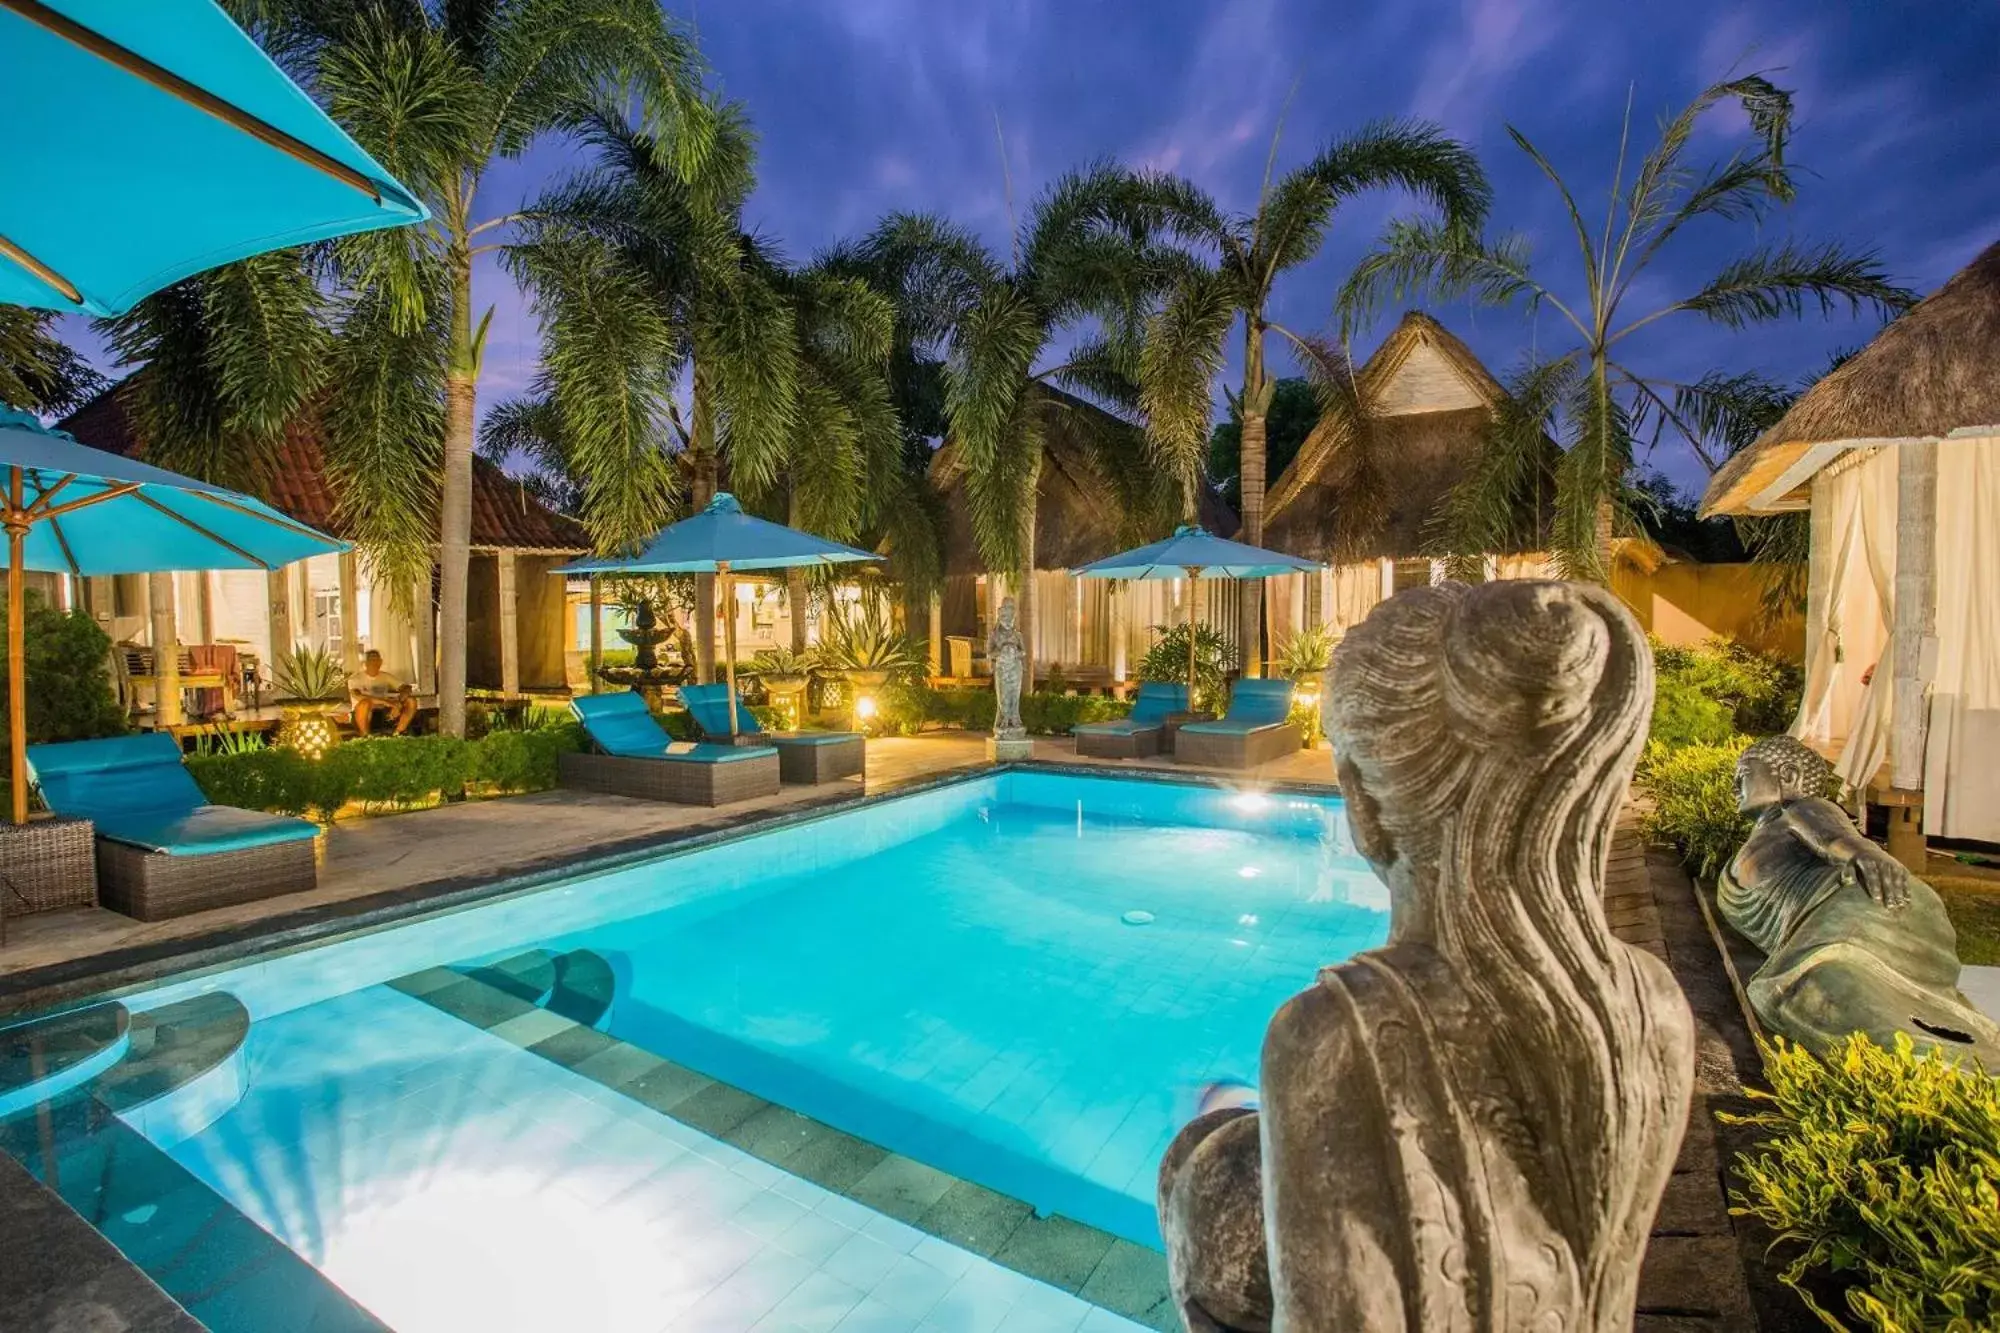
<box><xmin>0</xmin><ymin>0</ymin><xmax>427</xmax><ymax>314</ymax></box>
<box><xmin>1073</xmin><ymin>525</ymin><xmax>1322</xmax><ymax>703</ymax></box>
<box><xmin>0</xmin><ymin>407</ymin><xmax>345</xmax><ymax>822</ymax></box>
<box><xmin>558</xmin><ymin>493</ymin><xmax>882</xmax><ymax>735</ymax></box>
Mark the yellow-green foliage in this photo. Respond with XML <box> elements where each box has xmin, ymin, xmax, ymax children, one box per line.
<box><xmin>1652</xmin><ymin>635</ymin><xmax>1803</xmax><ymax>736</ymax></box>
<box><xmin>1638</xmin><ymin>736</ymin><xmax>1755</xmax><ymax>882</ymax></box>
<box><xmin>1725</xmin><ymin>1034</ymin><xmax>2000</xmax><ymax>1331</ymax></box>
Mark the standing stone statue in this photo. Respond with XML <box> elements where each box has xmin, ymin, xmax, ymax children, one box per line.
<box><xmin>1159</xmin><ymin>581</ymin><xmax>1695</xmax><ymax>1331</ymax></box>
<box><xmin>1720</xmin><ymin>735</ymin><xmax>2000</xmax><ymax>1065</ymax></box>
<box><xmin>988</xmin><ymin>595</ymin><xmax>1027</xmax><ymax>751</ymax></box>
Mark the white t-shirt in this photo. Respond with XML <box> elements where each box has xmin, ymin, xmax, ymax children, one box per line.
<box><xmin>349</xmin><ymin>669</ymin><xmax>404</xmax><ymax>699</ymax></box>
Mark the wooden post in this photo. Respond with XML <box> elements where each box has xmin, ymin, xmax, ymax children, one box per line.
<box><xmin>1890</xmin><ymin>442</ymin><xmax>1937</xmax><ymax>791</ymax></box>
<box><xmin>587</xmin><ymin>575</ymin><xmax>602</xmax><ymax>693</ymax></box>
<box><xmin>1066</xmin><ymin>575</ymin><xmax>1083</xmax><ymax>680</ymax></box>
<box><xmin>719</xmin><ymin>562</ymin><xmax>739</xmax><ymax>735</ymax></box>
<box><xmin>497</xmin><ymin>549</ymin><xmax>521</xmax><ymax>697</ymax></box>
<box><xmin>412</xmin><ymin>569</ymin><xmax>438</xmax><ymax>697</ymax></box>
<box><xmin>147</xmin><ymin>571</ymin><xmax>182</xmax><ymax>727</ymax></box>
<box><xmin>1110</xmin><ymin>581</ymin><xmax>1128</xmax><ymax>684</ymax></box>
<box><xmin>927</xmin><ymin>590</ymin><xmax>942</xmax><ymax>677</ymax></box>
<box><xmin>1886</xmin><ymin>441</ymin><xmax>1938</xmax><ymax>871</ymax></box>
<box><xmin>8</xmin><ymin>467</ymin><xmax>27</xmax><ymax>824</ymax></box>
<box><xmin>337</xmin><ymin>550</ymin><xmax>361</xmax><ymax>675</ymax></box>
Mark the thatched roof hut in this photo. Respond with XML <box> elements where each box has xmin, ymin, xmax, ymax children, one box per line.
<box><xmin>1701</xmin><ymin>236</ymin><xmax>2000</xmax><ymax>517</ymax></box>
<box><xmin>933</xmin><ymin>384</ymin><xmax>1235</xmax><ymax>575</ymax></box>
<box><xmin>1263</xmin><ymin>311</ymin><xmax>1545</xmax><ymax>561</ymax></box>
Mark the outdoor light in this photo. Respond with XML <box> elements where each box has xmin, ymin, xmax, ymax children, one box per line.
<box><xmin>278</xmin><ymin>711</ymin><xmax>340</xmax><ymax>761</ymax></box>
<box><xmin>855</xmin><ymin>693</ymin><xmax>878</xmax><ymax>722</ymax></box>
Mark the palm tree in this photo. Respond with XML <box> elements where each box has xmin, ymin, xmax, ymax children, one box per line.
<box><xmin>499</xmin><ymin>101</ymin><xmax>915</xmax><ymax>677</ymax></box>
<box><xmin>863</xmin><ymin>170</ymin><xmax>1186</xmax><ymax>687</ymax></box>
<box><xmin>1338</xmin><ymin>75</ymin><xmax>1913</xmax><ymax>580</ymax></box>
<box><xmin>217</xmin><ymin>0</ymin><xmax>710</xmax><ymax>735</ymax></box>
<box><xmin>0</xmin><ymin>309</ymin><xmax>103</xmax><ymax>416</ymax></box>
<box><xmin>1138</xmin><ymin>120</ymin><xmax>1489</xmax><ymax>673</ymax></box>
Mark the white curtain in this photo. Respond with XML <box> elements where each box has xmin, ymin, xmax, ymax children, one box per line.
<box><xmin>1925</xmin><ymin>437</ymin><xmax>2000</xmax><ymax>840</ymax></box>
<box><xmin>1796</xmin><ymin>448</ymin><xmax>1895</xmax><ymax>765</ymax></box>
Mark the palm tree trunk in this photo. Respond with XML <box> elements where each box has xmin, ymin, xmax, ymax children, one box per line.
<box><xmin>436</xmin><ymin>246</ymin><xmax>476</xmax><ymax>738</ymax></box>
<box><xmin>690</xmin><ymin>370</ymin><xmax>717</xmax><ymax>684</ymax></box>
<box><xmin>787</xmin><ymin>486</ymin><xmax>809</xmax><ymax>656</ymax></box>
<box><xmin>1018</xmin><ymin>497</ymin><xmax>1037</xmax><ymax>694</ymax></box>
<box><xmin>1237</xmin><ymin>322</ymin><xmax>1269</xmax><ymax>677</ymax></box>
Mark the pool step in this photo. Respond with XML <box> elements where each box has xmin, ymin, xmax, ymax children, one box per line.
<box><xmin>93</xmin><ymin>994</ymin><xmax>251</xmax><ymax>1147</ymax></box>
<box><xmin>459</xmin><ymin>948</ymin><xmax>558</xmax><ymax>1004</ymax></box>
<box><xmin>0</xmin><ymin>1002</ymin><xmax>130</xmax><ymax>1120</ymax></box>
<box><xmin>395</xmin><ymin>961</ymin><xmax>1177</xmax><ymax>1329</ymax></box>
<box><xmin>548</xmin><ymin>949</ymin><xmax>616</xmax><ymax>1028</ymax></box>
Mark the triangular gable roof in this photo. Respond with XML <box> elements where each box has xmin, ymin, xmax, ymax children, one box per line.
<box><xmin>1700</xmin><ymin>235</ymin><xmax>2000</xmax><ymax>517</ymax></box>
<box><xmin>58</xmin><ymin>381</ymin><xmax>587</xmax><ymax>553</ymax></box>
<box><xmin>1263</xmin><ymin>311</ymin><xmax>1539</xmax><ymax>561</ymax></box>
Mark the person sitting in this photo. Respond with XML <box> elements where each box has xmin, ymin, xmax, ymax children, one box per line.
<box><xmin>349</xmin><ymin>650</ymin><xmax>417</xmax><ymax>735</ymax></box>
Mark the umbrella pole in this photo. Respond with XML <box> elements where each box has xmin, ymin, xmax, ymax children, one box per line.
<box><xmin>1184</xmin><ymin>565</ymin><xmax>1201</xmax><ymax>709</ymax></box>
<box><xmin>8</xmin><ymin>467</ymin><xmax>25</xmax><ymax>826</ymax></box>
<box><xmin>720</xmin><ymin>562</ymin><xmax>738</xmax><ymax>737</ymax></box>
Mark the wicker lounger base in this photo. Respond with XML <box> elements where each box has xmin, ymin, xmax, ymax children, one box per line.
<box><xmin>559</xmin><ymin>750</ymin><xmax>782</xmax><ymax>806</ymax></box>
<box><xmin>770</xmin><ymin>737</ymin><xmax>863</xmax><ymax>785</ymax></box>
<box><xmin>1173</xmin><ymin>723</ymin><xmax>1303</xmax><ymax>771</ymax></box>
<box><xmin>0</xmin><ymin>816</ymin><xmax>98</xmax><ymax>914</ymax></box>
<box><xmin>1074</xmin><ymin>726</ymin><xmax>1162</xmax><ymax>760</ymax></box>
<box><xmin>95</xmin><ymin>837</ymin><xmax>318</xmax><ymax>922</ymax></box>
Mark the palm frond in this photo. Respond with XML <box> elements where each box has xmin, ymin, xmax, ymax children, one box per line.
<box><xmin>1137</xmin><ymin>269</ymin><xmax>1234</xmax><ymax>521</ymax></box>
<box><xmin>1260</xmin><ymin>119</ymin><xmax>1490</xmax><ymax>278</ymax></box>
<box><xmin>1666</xmin><ymin>241</ymin><xmax>1916</xmax><ymax>332</ymax></box>
<box><xmin>1336</xmin><ymin>217</ymin><xmax>1549</xmax><ymax>339</ymax></box>
<box><xmin>0</xmin><ymin>309</ymin><xmax>104</xmax><ymax>416</ymax></box>
<box><xmin>1430</xmin><ymin>351</ymin><xmax>1577</xmax><ymax>566</ymax></box>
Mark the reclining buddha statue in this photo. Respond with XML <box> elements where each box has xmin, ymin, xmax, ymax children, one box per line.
<box><xmin>1158</xmin><ymin>581</ymin><xmax>1695</xmax><ymax>1331</ymax></box>
<box><xmin>1718</xmin><ymin>734</ymin><xmax>2000</xmax><ymax>1066</ymax></box>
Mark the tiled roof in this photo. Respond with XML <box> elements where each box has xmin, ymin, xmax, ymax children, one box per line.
<box><xmin>58</xmin><ymin>383</ymin><xmax>588</xmax><ymax>553</ymax></box>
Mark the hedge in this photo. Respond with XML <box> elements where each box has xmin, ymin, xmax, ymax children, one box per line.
<box><xmin>185</xmin><ymin>724</ymin><xmax>583</xmax><ymax>821</ymax></box>
<box><xmin>873</xmin><ymin>683</ymin><xmax>1130</xmax><ymax>736</ymax></box>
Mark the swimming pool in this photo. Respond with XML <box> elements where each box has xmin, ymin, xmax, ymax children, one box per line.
<box><xmin>1</xmin><ymin>769</ymin><xmax>1386</xmax><ymax>1330</ymax></box>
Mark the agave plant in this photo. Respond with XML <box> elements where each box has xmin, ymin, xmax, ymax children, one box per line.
<box><xmin>272</xmin><ymin>644</ymin><xmax>346</xmax><ymax>703</ymax></box>
<box><xmin>811</xmin><ymin>596</ymin><xmax>926</xmax><ymax>682</ymax></box>
<box><xmin>750</xmin><ymin>646</ymin><xmax>811</xmax><ymax>682</ymax></box>
<box><xmin>1272</xmin><ymin>623</ymin><xmax>1338</xmax><ymax>681</ymax></box>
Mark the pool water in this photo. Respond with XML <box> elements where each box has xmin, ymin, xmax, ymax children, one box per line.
<box><xmin>3</xmin><ymin>771</ymin><xmax>1386</xmax><ymax>1331</ymax></box>
<box><xmin>560</xmin><ymin>782</ymin><xmax>1387</xmax><ymax>1246</ymax></box>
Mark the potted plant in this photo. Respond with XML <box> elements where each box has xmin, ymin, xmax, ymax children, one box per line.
<box><xmin>751</xmin><ymin>646</ymin><xmax>811</xmax><ymax>728</ymax></box>
<box><xmin>272</xmin><ymin>643</ymin><xmax>346</xmax><ymax>759</ymax></box>
<box><xmin>1272</xmin><ymin>623</ymin><xmax>1338</xmax><ymax>747</ymax></box>
<box><xmin>810</xmin><ymin>597</ymin><xmax>925</xmax><ymax>727</ymax></box>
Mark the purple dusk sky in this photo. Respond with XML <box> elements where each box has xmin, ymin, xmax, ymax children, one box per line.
<box><xmin>63</xmin><ymin>0</ymin><xmax>2000</xmax><ymax>495</ymax></box>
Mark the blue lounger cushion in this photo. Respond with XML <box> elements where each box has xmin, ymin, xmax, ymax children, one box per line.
<box><xmin>570</xmin><ymin>693</ymin><xmax>777</xmax><ymax>763</ymax></box>
<box><xmin>1178</xmin><ymin>678</ymin><xmax>1294</xmax><ymax>736</ymax></box>
<box><xmin>679</xmin><ymin>683</ymin><xmax>862</xmax><ymax>747</ymax></box>
<box><xmin>1075</xmin><ymin>681</ymin><xmax>1190</xmax><ymax>737</ymax></box>
<box><xmin>26</xmin><ymin>733</ymin><xmax>317</xmax><ymax>856</ymax></box>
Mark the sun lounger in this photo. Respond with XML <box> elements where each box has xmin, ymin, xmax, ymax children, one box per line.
<box><xmin>1072</xmin><ymin>681</ymin><xmax>1191</xmax><ymax>759</ymax></box>
<box><xmin>1172</xmin><ymin>678</ymin><xmax>1302</xmax><ymax>769</ymax></box>
<box><xmin>677</xmin><ymin>684</ymin><xmax>864</xmax><ymax>785</ymax></box>
<box><xmin>26</xmin><ymin>734</ymin><xmax>318</xmax><ymax>920</ymax></box>
<box><xmin>562</xmin><ymin>693</ymin><xmax>781</xmax><ymax>806</ymax></box>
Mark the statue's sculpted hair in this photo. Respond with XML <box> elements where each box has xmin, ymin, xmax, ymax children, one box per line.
<box><xmin>1739</xmin><ymin>734</ymin><xmax>1834</xmax><ymax>801</ymax></box>
<box><xmin>1326</xmin><ymin>580</ymin><xmax>1675</xmax><ymax>1287</ymax></box>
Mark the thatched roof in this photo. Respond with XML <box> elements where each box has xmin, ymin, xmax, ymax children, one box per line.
<box><xmin>1701</xmin><ymin>236</ymin><xmax>2000</xmax><ymax>517</ymax></box>
<box><xmin>1263</xmin><ymin>311</ymin><xmax>1545</xmax><ymax>561</ymax></box>
<box><xmin>934</xmin><ymin>385</ymin><xmax>1236</xmax><ymax>574</ymax></box>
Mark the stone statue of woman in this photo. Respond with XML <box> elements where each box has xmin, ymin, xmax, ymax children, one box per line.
<box><xmin>988</xmin><ymin>595</ymin><xmax>1026</xmax><ymax>738</ymax></box>
<box><xmin>1720</xmin><ymin>735</ymin><xmax>2000</xmax><ymax>1065</ymax></box>
<box><xmin>1159</xmin><ymin>581</ymin><xmax>1695</xmax><ymax>1331</ymax></box>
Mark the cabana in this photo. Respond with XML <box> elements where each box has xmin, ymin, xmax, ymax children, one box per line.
<box><xmin>1701</xmin><ymin>236</ymin><xmax>2000</xmax><ymax>855</ymax></box>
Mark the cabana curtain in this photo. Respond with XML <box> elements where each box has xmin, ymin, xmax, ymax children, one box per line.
<box><xmin>1924</xmin><ymin>437</ymin><xmax>2000</xmax><ymax>841</ymax></box>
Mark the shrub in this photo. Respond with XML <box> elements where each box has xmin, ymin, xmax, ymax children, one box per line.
<box><xmin>1637</xmin><ymin>737</ymin><xmax>1754</xmax><ymax>882</ymax></box>
<box><xmin>869</xmin><ymin>683</ymin><xmax>1125</xmax><ymax>736</ymax></box>
<box><xmin>0</xmin><ymin>593</ymin><xmax>126</xmax><ymax>745</ymax></box>
<box><xmin>1021</xmin><ymin>693</ymin><xmax>1129</xmax><ymax>735</ymax></box>
<box><xmin>1653</xmin><ymin>636</ymin><xmax>1802</xmax><ymax>736</ymax></box>
<box><xmin>1650</xmin><ymin>675</ymin><xmax>1739</xmax><ymax>749</ymax></box>
<box><xmin>1138</xmin><ymin>622</ymin><xmax>1237</xmax><ymax>714</ymax></box>
<box><xmin>1724</xmin><ymin>1034</ymin><xmax>2000</xmax><ymax>1331</ymax></box>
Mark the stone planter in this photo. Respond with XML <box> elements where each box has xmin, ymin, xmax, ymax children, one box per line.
<box><xmin>277</xmin><ymin>700</ymin><xmax>343</xmax><ymax>759</ymax></box>
<box><xmin>762</xmin><ymin>673</ymin><xmax>809</xmax><ymax>728</ymax></box>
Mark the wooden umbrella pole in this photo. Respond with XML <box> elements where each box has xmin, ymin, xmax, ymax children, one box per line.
<box><xmin>1185</xmin><ymin>565</ymin><xmax>1201</xmax><ymax>708</ymax></box>
<box><xmin>8</xmin><ymin>466</ymin><xmax>29</xmax><ymax>825</ymax></box>
<box><xmin>720</xmin><ymin>562</ymin><xmax>738</xmax><ymax>736</ymax></box>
